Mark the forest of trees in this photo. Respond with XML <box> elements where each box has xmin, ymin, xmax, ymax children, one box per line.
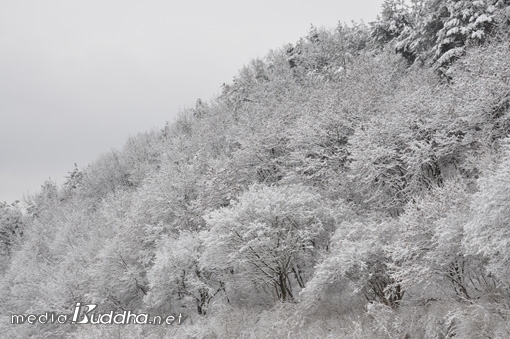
<box><xmin>2</xmin><ymin>0</ymin><xmax>510</xmax><ymax>337</ymax></box>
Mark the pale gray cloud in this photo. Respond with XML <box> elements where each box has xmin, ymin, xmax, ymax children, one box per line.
<box><xmin>0</xmin><ymin>0</ymin><xmax>383</xmax><ymax>203</ymax></box>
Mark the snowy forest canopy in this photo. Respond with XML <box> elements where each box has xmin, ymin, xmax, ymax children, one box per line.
<box><xmin>2</xmin><ymin>0</ymin><xmax>510</xmax><ymax>337</ymax></box>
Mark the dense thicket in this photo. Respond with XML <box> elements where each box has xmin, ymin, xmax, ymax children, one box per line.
<box><xmin>2</xmin><ymin>0</ymin><xmax>510</xmax><ymax>337</ymax></box>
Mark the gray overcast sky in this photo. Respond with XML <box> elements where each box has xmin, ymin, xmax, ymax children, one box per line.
<box><xmin>0</xmin><ymin>0</ymin><xmax>383</xmax><ymax>204</ymax></box>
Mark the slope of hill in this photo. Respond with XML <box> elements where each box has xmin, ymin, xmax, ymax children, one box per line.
<box><xmin>2</xmin><ymin>1</ymin><xmax>510</xmax><ymax>338</ymax></box>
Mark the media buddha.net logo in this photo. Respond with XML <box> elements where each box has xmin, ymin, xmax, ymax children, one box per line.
<box><xmin>11</xmin><ymin>303</ymin><xmax>188</xmax><ymax>325</ymax></box>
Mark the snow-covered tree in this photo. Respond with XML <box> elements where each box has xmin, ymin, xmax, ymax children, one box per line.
<box><xmin>464</xmin><ymin>140</ymin><xmax>510</xmax><ymax>286</ymax></box>
<box><xmin>0</xmin><ymin>201</ymin><xmax>24</xmax><ymax>273</ymax></box>
<box><xmin>201</xmin><ymin>184</ymin><xmax>337</xmax><ymax>302</ymax></box>
<box><xmin>146</xmin><ymin>231</ymin><xmax>223</xmax><ymax>315</ymax></box>
<box><xmin>389</xmin><ymin>180</ymin><xmax>495</xmax><ymax>302</ymax></box>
